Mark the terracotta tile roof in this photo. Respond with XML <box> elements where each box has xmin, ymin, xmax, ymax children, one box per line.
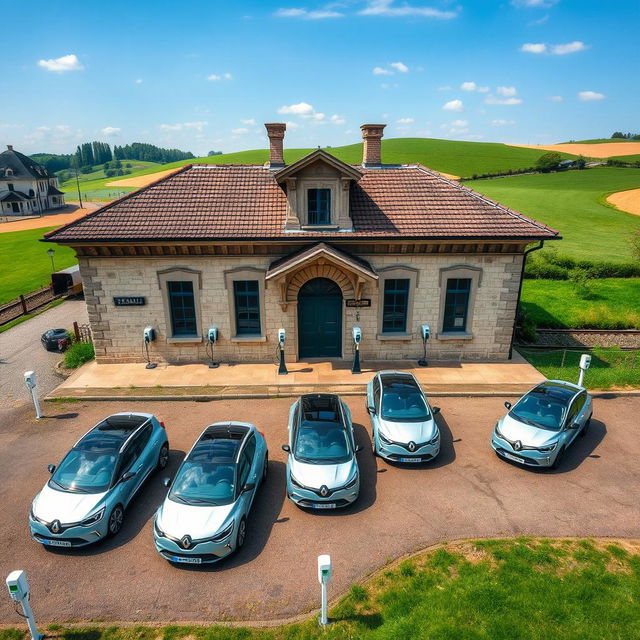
<box><xmin>45</xmin><ymin>163</ymin><xmax>558</xmax><ymax>243</ymax></box>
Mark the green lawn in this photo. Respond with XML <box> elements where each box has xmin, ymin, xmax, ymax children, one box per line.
<box><xmin>518</xmin><ymin>347</ymin><xmax>640</xmax><ymax>390</ymax></box>
<box><xmin>521</xmin><ymin>278</ymin><xmax>640</xmax><ymax>329</ymax></box>
<box><xmin>2</xmin><ymin>538</ymin><xmax>638</xmax><ymax>640</ymax></box>
<box><xmin>608</xmin><ymin>154</ymin><xmax>640</xmax><ymax>164</ymax></box>
<box><xmin>0</xmin><ymin>227</ymin><xmax>77</xmax><ymax>304</ymax></box>
<box><xmin>468</xmin><ymin>167</ymin><xmax>640</xmax><ymax>261</ymax></box>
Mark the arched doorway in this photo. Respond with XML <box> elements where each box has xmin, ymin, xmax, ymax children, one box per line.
<box><xmin>298</xmin><ymin>277</ymin><xmax>342</xmax><ymax>358</ymax></box>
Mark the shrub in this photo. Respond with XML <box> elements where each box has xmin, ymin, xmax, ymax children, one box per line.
<box><xmin>524</xmin><ymin>250</ymin><xmax>640</xmax><ymax>280</ymax></box>
<box><xmin>536</xmin><ymin>152</ymin><xmax>563</xmax><ymax>172</ymax></box>
<box><xmin>569</xmin><ymin>269</ymin><xmax>595</xmax><ymax>299</ymax></box>
<box><xmin>64</xmin><ymin>342</ymin><xmax>95</xmax><ymax>368</ymax></box>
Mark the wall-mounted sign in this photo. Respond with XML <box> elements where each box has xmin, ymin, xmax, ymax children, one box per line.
<box><xmin>346</xmin><ymin>298</ymin><xmax>371</xmax><ymax>308</ymax></box>
<box><xmin>113</xmin><ymin>296</ymin><xmax>146</xmax><ymax>306</ymax></box>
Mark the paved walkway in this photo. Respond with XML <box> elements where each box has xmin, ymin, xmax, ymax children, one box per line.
<box><xmin>49</xmin><ymin>352</ymin><xmax>544</xmax><ymax>399</ymax></box>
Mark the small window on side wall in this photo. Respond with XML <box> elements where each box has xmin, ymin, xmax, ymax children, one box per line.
<box><xmin>307</xmin><ymin>188</ymin><xmax>331</xmax><ymax>225</ymax></box>
<box><xmin>167</xmin><ymin>281</ymin><xmax>197</xmax><ymax>336</ymax></box>
<box><xmin>443</xmin><ymin>278</ymin><xmax>471</xmax><ymax>332</ymax></box>
<box><xmin>234</xmin><ymin>280</ymin><xmax>261</xmax><ymax>335</ymax></box>
<box><xmin>382</xmin><ymin>278</ymin><xmax>410</xmax><ymax>333</ymax></box>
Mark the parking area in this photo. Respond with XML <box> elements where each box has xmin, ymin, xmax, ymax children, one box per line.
<box><xmin>0</xmin><ymin>395</ymin><xmax>638</xmax><ymax>624</ymax></box>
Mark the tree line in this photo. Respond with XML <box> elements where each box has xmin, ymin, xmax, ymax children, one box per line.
<box><xmin>611</xmin><ymin>132</ymin><xmax>640</xmax><ymax>140</ymax></box>
<box><xmin>112</xmin><ymin>143</ymin><xmax>194</xmax><ymax>163</ymax></box>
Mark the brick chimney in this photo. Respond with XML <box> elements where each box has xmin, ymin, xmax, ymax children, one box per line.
<box><xmin>265</xmin><ymin>123</ymin><xmax>286</xmax><ymax>168</ymax></box>
<box><xmin>7</xmin><ymin>145</ymin><xmax>13</xmax><ymax>151</ymax></box>
<box><xmin>360</xmin><ymin>124</ymin><xmax>386</xmax><ymax>166</ymax></box>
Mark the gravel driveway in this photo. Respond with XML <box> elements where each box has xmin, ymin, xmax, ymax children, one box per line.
<box><xmin>0</xmin><ymin>395</ymin><xmax>637</xmax><ymax>624</ymax></box>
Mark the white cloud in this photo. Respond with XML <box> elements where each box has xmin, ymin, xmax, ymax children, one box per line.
<box><xmin>274</xmin><ymin>7</ymin><xmax>343</xmax><ymax>19</ymax></box>
<box><xmin>330</xmin><ymin>114</ymin><xmax>346</xmax><ymax>125</ymax></box>
<box><xmin>135</xmin><ymin>78</ymin><xmax>143</xmax><ymax>84</ymax></box>
<box><xmin>512</xmin><ymin>0</ymin><xmax>557</xmax><ymax>7</ymax></box>
<box><xmin>241</xmin><ymin>118</ymin><xmax>257</xmax><ymax>125</ymax></box>
<box><xmin>450</xmin><ymin>119</ymin><xmax>469</xmax><ymax>127</ymax></box>
<box><xmin>552</xmin><ymin>41</ymin><xmax>587</xmax><ymax>55</ymax></box>
<box><xmin>485</xmin><ymin>96</ymin><xmax>522</xmax><ymax>105</ymax></box>
<box><xmin>491</xmin><ymin>119</ymin><xmax>516</xmax><ymax>126</ymax></box>
<box><xmin>497</xmin><ymin>86</ymin><xmax>518</xmax><ymax>97</ymax></box>
<box><xmin>373</xmin><ymin>66</ymin><xmax>392</xmax><ymax>75</ymax></box>
<box><xmin>37</xmin><ymin>54</ymin><xmax>84</xmax><ymax>72</ymax></box>
<box><xmin>436</xmin><ymin>85</ymin><xmax>452</xmax><ymax>91</ymax></box>
<box><xmin>521</xmin><ymin>42</ymin><xmax>547</xmax><ymax>54</ymax></box>
<box><xmin>278</xmin><ymin>102</ymin><xmax>325</xmax><ymax>121</ymax></box>
<box><xmin>578</xmin><ymin>91</ymin><xmax>605</xmax><ymax>101</ymax></box>
<box><xmin>460</xmin><ymin>81</ymin><xmax>489</xmax><ymax>92</ymax></box>
<box><xmin>548</xmin><ymin>95</ymin><xmax>564</xmax><ymax>102</ymax></box>
<box><xmin>441</xmin><ymin>120</ymin><xmax>469</xmax><ymax>136</ymax></box>
<box><xmin>285</xmin><ymin>121</ymin><xmax>301</xmax><ymax>130</ymax></box>
<box><xmin>359</xmin><ymin>0</ymin><xmax>458</xmax><ymax>19</ymax></box>
<box><xmin>442</xmin><ymin>99</ymin><xmax>464</xmax><ymax>112</ymax></box>
<box><xmin>100</xmin><ymin>126</ymin><xmax>121</xmax><ymax>136</ymax></box>
<box><xmin>231</xmin><ymin>128</ymin><xmax>249</xmax><ymax>135</ymax></box>
<box><xmin>208</xmin><ymin>72</ymin><xmax>233</xmax><ymax>81</ymax></box>
<box><xmin>275</xmin><ymin>8</ymin><xmax>306</xmax><ymax>16</ymax></box>
<box><xmin>396</xmin><ymin>117</ymin><xmax>415</xmax><ymax>124</ymax></box>
<box><xmin>159</xmin><ymin>121</ymin><xmax>208</xmax><ymax>131</ymax></box>
<box><xmin>390</xmin><ymin>61</ymin><xmax>409</xmax><ymax>73</ymax></box>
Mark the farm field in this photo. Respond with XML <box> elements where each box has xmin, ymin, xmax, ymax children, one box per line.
<box><xmin>468</xmin><ymin>167</ymin><xmax>640</xmax><ymax>261</ymax></box>
<box><xmin>510</xmin><ymin>141</ymin><xmax>640</xmax><ymax>158</ymax></box>
<box><xmin>607</xmin><ymin>187</ymin><xmax>640</xmax><ymax>216</ymax></box>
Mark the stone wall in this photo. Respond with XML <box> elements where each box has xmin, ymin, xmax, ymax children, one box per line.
<box><xmin>79</xmin><ymin>251</ymin><xmax>522</xmax><ymax>365</ymax></box>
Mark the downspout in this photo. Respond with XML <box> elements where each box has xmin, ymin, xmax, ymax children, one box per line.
<box><xmin>508</xmin><ymin>240</ymin><xmax>545</xmax><ymax>359</ymax></box>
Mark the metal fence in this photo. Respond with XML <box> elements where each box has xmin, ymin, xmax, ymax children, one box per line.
<box><xmin>0</xmin><ymin>286</ymin><xmax>57</xmax><ymax>326</ymax></box>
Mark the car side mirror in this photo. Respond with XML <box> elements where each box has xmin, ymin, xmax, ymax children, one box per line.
<box><xmin>243</xmin><ymin>482</ymin><xmax>256</xmax><ymax>493</ymax></box>
<box><xmin>570</xmin><ymin>421</ymin><xmax>581</xmax><ymax>430</ymax></box>
<box><xmin>432</xmin><ymin>407</ymin><xmax>441</xmax><ymax>415</ymax></box>
<box><xmin>355</xmin><ymin>444</ymin><xmax>363</xmax><ymax>452</ymax></box>
<box><xmin>47</xmin><ymin>464</ymin><xmax>56</xmax><ymax>474</ymax></box>
<box><xmin>504</xmin><ymin>401</ymin><xmax>512</xmax><ymax>410</ymax></box>
<box><xmin>121</xmin><ymin>471</ymin><xmax>136</xmax><ymax>483</ymax></box>
<box><xmin>163</xmin><ymin>477</ymin><xmax>172</xmax><ymax>487</ymax></box>
<box><xmin>282</xmin><ymin>444</ymin><xmax>291</xmax><ymax>452</ymax></box>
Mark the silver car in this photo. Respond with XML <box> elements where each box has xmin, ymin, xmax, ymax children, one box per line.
<box><xmin>366</xmin><ymin>371</ymin><xmax>441</xmax><ymax>463</ymax></box>
<box><xmin>283</xmin><ymin>394</ymin><xmax>361</xmax><ymax>510</ymax></box>
<box><xmin>491</xmin><ymin>380</ymin><xmax>593</xmax><ymax>469</ymax></box>
<box><xmin>29</xmin><ymin>412</ymin><xmax>169</xmax><ymax>548</ymax></box>
<box><xmin>154</xmin><ymin>422</ymin><xmax>268</xmax><ymax>564</ymax></box>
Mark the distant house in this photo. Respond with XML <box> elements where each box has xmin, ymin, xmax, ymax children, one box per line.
<box><xmin>0</xmin><ymin>145</ymin><xmax>65</xmax><ymax>215</ymax></box>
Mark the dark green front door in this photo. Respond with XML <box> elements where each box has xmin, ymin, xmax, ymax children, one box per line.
<box><xmin>298</xmin><ymin>278</ymin><xmax>342</xmax><ymax>358</ymax></box>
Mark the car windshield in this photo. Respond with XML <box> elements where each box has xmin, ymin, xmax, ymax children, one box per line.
<box><xmin>169</xmin><ymin>461</ymin><xmax>236</xmax><ymax>506</ymax></box>
<box><xmin>49</xmin><ymin>449</ymin><xmax>117</xmax><ymax>493</ymax></box>
<box><xmin>294</xmin><ymin>422</ymin><xmax>351</xmax><ymax>464</ymax></box>
<box><xmin>381</xmin><ymin>387</ymin><xmax>430</xmax><ymax>422</ymax></box>
<box><xmin>510</xmin><ymin>387</ymin><xmax>571</xmax><ymax>431</ymax></box>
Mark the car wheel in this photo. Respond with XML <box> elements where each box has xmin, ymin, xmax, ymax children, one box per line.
<box><xmin>236</xmin><ymin>517</ymin><xmax>247</xmax><ymax>551</ymax></box>
<box><xmin>551</xmin><ymin>446</ymin><xmax>565</xmax><ymax>470</ymax></box>
<box><xmin>579</xmin><ymin>415</ymin><xmax>592</xmax><ymax>437</ymax></box>
<box><xmin>107</xmin><ymin>505</ymin><xmax>124</xmax><ymax>537</ymax></box>
<box><xmin>262</xmin><ymin>452</ymin><xmax>269</xmax><ymax>484</ymax></box>
<box><xmin>157</xmin><ymin>443</ymin><xmax>169</xmax><ymax>470</ymax></box>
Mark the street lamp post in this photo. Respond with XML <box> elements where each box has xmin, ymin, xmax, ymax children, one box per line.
<box><xmin>47</xmin><ymin>248</ymin><xmax>55</xmax><ymax>273</ymax></box>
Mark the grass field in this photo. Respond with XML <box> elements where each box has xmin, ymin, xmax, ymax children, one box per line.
<box><xmin>468</xmin><ymin>167</ymin><xmax>640</xmax><ymax>261</ymax></box>
<box><xmin>0</xmin><ymin>227</ymin><xmax>77</xmax><ymax>304</ymax></box>
<box><xmin>2</xmin><ymin>538</ymin><xmax>637</xmax><ymax>640</ymax></box>
<box><xmin>521</xmin><ymin>278</ymin><xmax>640</xmax><ymax>329</ymax></box>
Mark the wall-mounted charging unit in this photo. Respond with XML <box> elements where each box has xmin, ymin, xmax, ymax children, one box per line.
<box><xmin>6</xmin><ymin>570</ymin><xmax>43</xmax><ymax>640</ymax></box>
<box><xmin>143</xmin><ymin>326</ymin><xmax>157</xmax><ymax>369</ymax></box>
<box><xmin>351</xmin><ymin>326</ymin><xmax>362</xmax><ymax>374</ymax></box>
<box><xmin>277</xmin><ymin>328</ymin><xmax>288</xmax><ymax>375</ymax></box>
<box><xmin>23</xmin><ymin>371</ymin><xmax>42</xmax><ymax>419</ymax></box>
<box><xmin>418</xmin><ymin>324</ymin><xmax>431</xmax><ymax>367</ymax></box>
<box><xmin>206</xmin><ymin>326</ymin><xmax>219</xmax><ymax>368</ymax></box>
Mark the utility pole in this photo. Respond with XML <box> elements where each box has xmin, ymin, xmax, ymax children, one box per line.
<box><xmin>75</xmin><ymin>166</ymin><xmax>83</xmax><ymax>208</ymax></box>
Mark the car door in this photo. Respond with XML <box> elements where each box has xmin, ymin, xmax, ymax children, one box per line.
<box><xmin>130</xmin><ymin>423</ymin><xmax>156</xmax><ymax>495</ymax></box>
<box><xmin>235</xmin><ymin>447</ymin><xmax>253</xmax><ymax>518</ymax></box>
<box><xmin>340</xmin><ymin>399</ymin><xmax>356</xmax><ymax>453</ymax></box>
<box><xmin>563</xmin><ymin>394</ymin><xmax>585</xmax><ymax>447</ymax></box>
<box><xmin>242</xmin><ymin>434</ymin><xmax>258</xmax><ymax>510</ymax></box>
<box><xmin>112</xmin><ymin>442</ymin><xmax>139</xmax><ymax>506</ymax></box>
<box><xmin>369</xmin><ymin>377</ymin><xmax>382</xmax><ymax>442</ymax></box>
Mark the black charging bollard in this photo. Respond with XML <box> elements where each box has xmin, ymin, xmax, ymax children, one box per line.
<box><xmin>277</xmin><ymin>328</ymin><xmax>288</xmax><ymax>375</ymax></box>
<box><xmin>351</xmin><ymin>345</ymin><xmax>362</xmax><ymax>374</ymax></box>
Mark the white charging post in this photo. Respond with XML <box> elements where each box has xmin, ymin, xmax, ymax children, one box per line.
<box><xmin>578</xmin><ymin>353</ymin><xmax>591</xmax><ymax>387</ymax></box>
<box><xmin>6</xmin><ymin>570</ymin><xmax>43</xmax><ymax>640</ymax></box>
<box><xmin>317</xmin><ymin>554</ymin><xmax>332</xmax><ymax>626</ymax></box>
<box><xmin>23</xmin><ymin>371</ymin><xmax>42</xmax><ymax>419</ymax></box>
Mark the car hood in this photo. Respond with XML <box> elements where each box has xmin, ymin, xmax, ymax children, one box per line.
<box><xmin>156</xmin><ymin>497</ymin><xmax>235</xmax><ymax>540</ymax></box>
<box><xmin>378</xmin><ymin>417</ymin><xmax>438</xmax><ymax>444</ymax></box>
<box><xmin>498</xmin><ymin>414</ymin><xmax>561</xmax><ymax>448</ymax></box>
<box><xmin>289</xmin><ymin>457</ymin><xmax>357</xmax><ymax>490</ymax></box>
<box><xmin>33</xmin><ymin>484</ymin><xmax>106</xmax><ymax>524</ymax></box>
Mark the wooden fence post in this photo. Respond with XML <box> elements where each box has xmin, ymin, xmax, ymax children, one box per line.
<box><xmin>73</xmin><ymin>321</ymin><xmax>80</xmax><ymax>342</ymax></box>
<box><xmin>19</xmin><ymin>295</ymin><xmax>28</xmax><ymax>315</ymax></box>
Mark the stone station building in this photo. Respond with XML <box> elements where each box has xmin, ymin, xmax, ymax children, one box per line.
<box><xmin>45</xmin><ymin>124</ymin><xmax>558</xmax><ymax>365</ymax></box>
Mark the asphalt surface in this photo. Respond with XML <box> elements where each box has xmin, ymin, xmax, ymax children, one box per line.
<box><xmin>0</xmin><ymin>300</ymin><xmax>88</xmax><ymax>410</ymax></box>
<box><xmin>0</xmin><ymin>395</ymin><xmax>638</xmax><ymax>624</ymax></box>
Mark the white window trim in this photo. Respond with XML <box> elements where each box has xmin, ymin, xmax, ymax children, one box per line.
<box><xmin>224</xmin><ymin>267</ymin><xmax>267</xmax><ymax>340</ymax></box>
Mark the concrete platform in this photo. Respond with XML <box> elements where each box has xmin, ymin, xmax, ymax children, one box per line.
<box><xmin>47</xmin><ymin>353</ymin><xmax>545</xmax><ymax>400</ymax></box>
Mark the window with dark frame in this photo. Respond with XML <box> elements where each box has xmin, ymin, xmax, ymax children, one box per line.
<box><xmin>7</xmin><ymin>183</ymin><xmax>14</xmax><ymax>191</ymax></box>
<box><xmin>307</xmin><ymin>188</ymin><xmax>331</xmax><ymax>225</ymax></box>
<box><xmin>443</xmin><ymin>278</ymin><xmax>471</xmax><ymax>332</ymax></box>
<box><xmin>382</xmin><ymin>278</ymin><xmax>410</xmax><ymax>333</ymax></box>
<box><xmin>167</xmin><ymin>281</ymin><xmax>197</xmax><ymax>336</ymax></box>
<box><xmin>233</xmin><ymin>280</ymin><xmax>261</xmax><ymax>335</ymax></box>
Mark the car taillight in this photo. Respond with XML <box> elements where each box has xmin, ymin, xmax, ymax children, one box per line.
<box><xmin>160</xmin><ymin>421</ymin><xmax>165</xmax><ymax>428</ymax></box>
<box><xmin>258</xmin><ymin>430</ymin><xmax>265</xmax><ymax>438</ymax></box>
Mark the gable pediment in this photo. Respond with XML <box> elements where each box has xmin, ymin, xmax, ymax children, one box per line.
<box><xmin>274</xmin><ymin>149</ymin><xmax>362</xmax><ymax>183</ymax></box>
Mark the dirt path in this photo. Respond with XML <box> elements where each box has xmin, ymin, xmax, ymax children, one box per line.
<box><xmin>0</xmin><ymin>205</ymin><xmax>100</xmax><ymax>233</ymax></box>
<box><xmin>105</xmin><ymin>168</ymin><xmax>181</xmax><ymax>188</ymax></box>
<box><xmin>607</xmin><ymin>187</ymin><xmax>640</xmax><ymax>216</ymax></box>
<box><xmin>508</xmin><ymin>142</ymin><xmax>640</xmax><ymax>158</ymax></box>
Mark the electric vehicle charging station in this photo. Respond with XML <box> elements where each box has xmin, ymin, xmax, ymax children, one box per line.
<box><xmin>351</xmin><ymin>326</ymin><xmax>362</xmax><ymax>374</ymax></box>
<box><xmin>23</xmin><ymin>371</ymin><xmax>42</xmax><ymax>419</ymax></box>
<box><xmin>143</xmin><ymin>326</ymin><xmax>157</xmax><ymax>369</ymax></box>
<box><xmin>277</xmin><ymin>328</ymin><xmax>288</xmax><ymax>375</ymax></box>
<box><xmin>6</xmin><ymin>570</ymin><xmax>43</xmax><ymax>640</ymax></box>
<box><xmin>418</xmin><ymin>324</ymin><xmax>431</xmax><ymax>367</ymax></box>
<box><xmin>578</xmin><ymin>353</ymin><xmax>591</xmax><ymax>387</ymax></box>
<box><xmin>317</xmin><ymin>554</ymin><xmax>332</xmax><ymax>626</ymax></box>
<box><xmin>206</xmin><ymin>326</ymin><xmax>220</xmax><ymax>368</ymax></box>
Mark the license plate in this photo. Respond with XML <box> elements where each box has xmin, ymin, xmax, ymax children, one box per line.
<box><xmin>43</xmin><ymin>539</ymin><xmax>71</xmax><ymax>547</ymax></box>
<box><xmin>398</xmin><ymin>457</ymin><xmax>422</xmax><ymax>463</ymax></box>
<box><xmin>170</xmin><ymin>555</ymin><xmax>201</xmax><ymax>564</ymax></box>
<box><xmin>502</xmin><ymin>452</ymin><xmax>523</xmax><ymax>463</ymax></box>
<box><xmin>312</xmin><ymin>503</ymin><xmax>336</xmax><ymax>509</ymax></box>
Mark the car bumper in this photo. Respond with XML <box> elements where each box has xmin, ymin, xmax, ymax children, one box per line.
<box><xmin>29</xmin><ymin>518</ymin><xmax>108</xmax><ymax>547</ymax></box>
<box><xmin>375</xmin><ymin>433</ymin><xmax>440</xmax><ymax>463</ymax></box>
<box><xmin>490</xmin><ymin>434</ymin><xmax>556</xmax><ymax>468</ymax></box>
<box><xmin>154</xmin><ymin>533</ymin><xmax>235</xmax><ymax>564</ymax></box>
<box><xmin>287</xmin><ymin>480</ymin><xmax>359</xmax><ymax>510</ymax></box>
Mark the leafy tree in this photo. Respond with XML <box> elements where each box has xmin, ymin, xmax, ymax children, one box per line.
<box><xmin>207</xmin><ymin>150</ymin><xmax>222</xmax><ymax>156</ymax></box>
<box><xmin>611</xmin><ymin>131</ymin><xmax>625</xmax><ymax>139</ymax></box>
<box><xmin>536</xmin><ymin>152</ymin><xmax>563</xmax><ymax>172</ymax></box>
<box><xmin>575</xmin><ymin>155</ymin><xmax>587</xmax><ymax>170</ymax></box>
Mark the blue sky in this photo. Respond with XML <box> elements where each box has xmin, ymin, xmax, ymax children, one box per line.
<box><xmin>1</xmin><ymin>0</ymin><xmax>637</xmax><ymax>156</ymax></box>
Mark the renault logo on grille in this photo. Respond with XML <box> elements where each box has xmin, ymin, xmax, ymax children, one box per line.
<box><xmin>514</xmin><ymin>440</ymin><xmax>522</xmax><ymax>451</ymax></box>
<box><xmin>51</xmin><ymin>520</ymin><xmax>61</xmax><ymax>534</ymax></box>
<box><xmin>181</xmin><ymin>535</ymin><xmax>192</xmax><ymax>549</ymax></box>
<box><xmin>320</xmin><ymin>485</ymin><xmax>329</xmax><ymax>497</ymax></box>
<box><xmin>408</xmin><ymin>441</ymin><xmax>416</xmax><ymax>452</ymax></box>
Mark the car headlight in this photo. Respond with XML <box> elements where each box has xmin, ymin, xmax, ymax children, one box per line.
<box><xmin>494</xmin><ymin>422</ymin><xmax>504</xmax><ymax>439</ymax></box>
<box><xmin>537</xmin><ymin>442</ymin><xmax>558</xmax><ymax>453</ymax></box>
<box><xmin>29</xmin><ymin>506</ymin><xmax>45</xmax><ymax>524</ymax></box>
<box><xmin>81</xmin><ymin>507</ymin><xmax>105</xmax><ymax>527</ymax></box>
<box><xmin>154</xmin><ymin>517</ymin><xmax>165</xmax><ymax>538</ymax></box>
<box><xmin>378</xmin><ymin>430</ymin><xmax>393</xmax><ymax>445</ymax></box>
<box><xmin>342</xmin><ymin>472</ymin><xmax>359</xmax><ymax>490</ymax></box>
<box><xmin>209</xmin><ymin>522</ymin><xmax>234</xmax><ymax>543</ymax></box>
<box><xmin>290</xmin><ymin>474</ymin><xmax>304</xmax><ymax>489</ymax></box>
<box><xmin>429</xmin><ymin>432</ymin><xmax>440</xmax><ymax>445</ymax></box>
